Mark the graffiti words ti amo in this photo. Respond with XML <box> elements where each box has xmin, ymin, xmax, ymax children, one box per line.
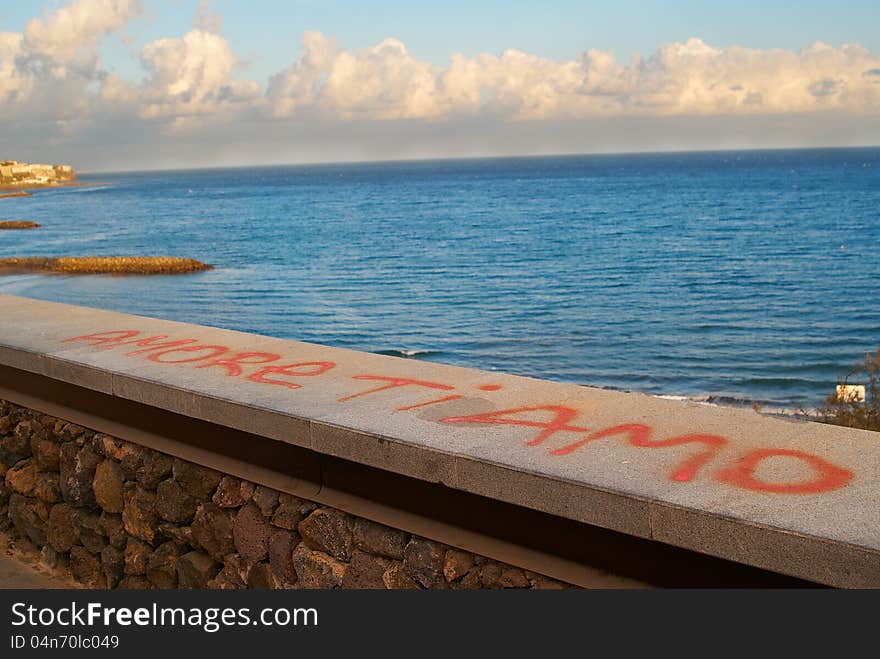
<box><xmin>63</xmin><ymin>330</ymin><xmax>854</xmax><ymax>496</ymax></box>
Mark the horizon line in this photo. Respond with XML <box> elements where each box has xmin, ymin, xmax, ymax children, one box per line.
<box><xmin>80</xmin><ymin>143</ymin><xmax>880</xmax><ymax>176</ymax></box>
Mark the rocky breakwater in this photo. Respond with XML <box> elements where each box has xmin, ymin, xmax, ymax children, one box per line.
<box><xmin>0</xmin><ymin>257</ymin><xmax>211</xmax><ymax>275</ymax></box>
<box><xmin>0</xmin><ymin>400</ymin><xmax>568</xmax><ymax>590</ymax></box>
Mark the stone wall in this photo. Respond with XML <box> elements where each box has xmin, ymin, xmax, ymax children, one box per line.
<box><xmin>0</xmin><ymin>399</ymin><xmax>568</xmax><ymax>590</ymax></box>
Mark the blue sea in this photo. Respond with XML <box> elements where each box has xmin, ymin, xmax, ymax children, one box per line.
<box><xmin>1</xmin><ymin>148</ymin><xmax>878</xmax><ymax>410</ymax></box>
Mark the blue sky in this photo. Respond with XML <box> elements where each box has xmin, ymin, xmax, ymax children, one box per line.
<box><xmin>6</xmin><ymin>0</ymin><xmax>880</xmax><ymax>82</ymax></box>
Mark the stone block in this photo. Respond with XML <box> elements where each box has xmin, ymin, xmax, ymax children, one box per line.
<box><xmin>93</xmin><ymin>459</ymin><xmax>124</xmax><ymax>513</ymax></box>
<box><xmin>298</xmin><ymin>508</ymin><xmax>352</xmax><ymax>561</ymax></box>
<box><xmin>291</xmin><ymin>544</ymin><xmax>345</xmax><ymax>589</ymax></box>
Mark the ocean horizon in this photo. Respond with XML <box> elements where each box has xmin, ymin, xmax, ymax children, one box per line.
<box><xmin>2</xmin><ymin>146</ymin><xmax>878</xmax><ymax>410</ymax></box>
<box><xmin>81</xmin><ymin>144</ymin><xmax>880</xmax><ymax>177</ymax></box>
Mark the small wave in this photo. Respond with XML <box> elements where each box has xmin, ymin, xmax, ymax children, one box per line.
<box><xmin>67</xmin><ymin>185</ymin><xmax>112</xmax><ymax>193</ymax></box>
<box><xmin>654</xmin><ymin>393</ymin><xmax>797</xmax><ymax>415</ymax></box>
<box><xmin>655</xmin><ymin>394</ymin><xmax>705</xmax><ymax>402</ymax></box>
<box><xmin>373</xmin><ymin>348</ymin><xmax>437</xmax><ymax>359</ymax></box>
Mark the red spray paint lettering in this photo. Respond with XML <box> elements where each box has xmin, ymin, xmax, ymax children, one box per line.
<box><xmin>196</xmin><ymin>352</ymin><xmax>281</xmax><ymax>377</ymax></box>
<box><xmin>441</xmin><ymin>408</ymin><xmax>725</xmax><ymax>482</ymax></box>
<box><xmin>62</xmin><ymin>329</ymin><xmax>855</xmax><ymax>495</ymax></box>
<box><xmin>715</xmin><ymin>448</ymin><xmax>853</xmax><ymax>494</ymax></box>
<box><xmin>248</xmin><ymin>361</ymin><xmax>336</xmax><ymax>390</ymax></box>
<box><xmin>338</xmin><ymin>375</ymin><xmax>455</xmax><ymax>403</ymax></box>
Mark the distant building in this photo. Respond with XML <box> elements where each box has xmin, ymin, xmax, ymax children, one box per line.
<box><xmin>0</xmin><ymin>159</ymin><xmax>75</xmax><ymax>186</ymax></box>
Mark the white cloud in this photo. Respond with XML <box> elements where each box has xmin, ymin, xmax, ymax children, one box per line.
<box><xmin>0</xmin><ymin>1</ymin><xmax>878</xmax><ymax>159</ymax></box>
<box><xmin>267</xmin><ymin>34</ymin><xmax>880</xmax><ymax>120</ymax></box>
<box><xmin>1</xmin><ymin>1</ymin><xmax>257</xmax><ymax>125</ymax></box>
<box><xmin>136</xmin><ymin>30</ymin><xmax>261</xmax><ymax>120</ymax></box>
<box><xmin>0</xmin><ymin>0</ymin><xmax>141</xmax><ymax>120</ymax></box>
<box><xmin>0</xmin><ymin>32</ymin><xmax>30</xmax><ymax>106</ymax></box>
<box><xmin>21</xmin><ymin>0</ymin><xmax>141</xmax><ymax>66</ymax></box>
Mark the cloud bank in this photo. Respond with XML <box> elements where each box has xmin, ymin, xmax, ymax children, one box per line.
<box><xmin>266</xmin><ymin>34</ymin><xmax>880</xmax><ymax>120</ymax></box>
<box><xmin>1</xmin><ymin>0</ymin><xmax>879</xmax><ymax>168</ymax></box>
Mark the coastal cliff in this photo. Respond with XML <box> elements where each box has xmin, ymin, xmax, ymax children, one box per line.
<box><xmin>0</xmin><ymin>160</ymin><xmax>75</xmax><ymax>188</ymax></box>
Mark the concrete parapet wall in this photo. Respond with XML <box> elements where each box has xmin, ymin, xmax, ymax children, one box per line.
<box><xmin>0</xmin><ymin>294</ymin><xmax>877</xmax><ymax>587</ymax></box>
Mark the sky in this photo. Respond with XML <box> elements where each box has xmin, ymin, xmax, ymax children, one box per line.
<box><xmin>2</xmin><ymin>0</ymin><xmax>880</xmax><ymax>172</ymax></box>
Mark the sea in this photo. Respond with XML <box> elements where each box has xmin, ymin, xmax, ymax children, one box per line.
<box><xmin>1</xmin><ymin>147</ymin><xmax>878</xmax><ymax>411</ymax></box>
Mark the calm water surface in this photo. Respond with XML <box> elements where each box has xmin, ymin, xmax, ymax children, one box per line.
<box><xmin>1</xmin><ymin>148</ymin><xmax>878</xmax><ymax>409</ymax></box>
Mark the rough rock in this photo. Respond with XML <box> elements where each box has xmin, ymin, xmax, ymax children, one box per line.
<box><xmin>246</xmin><ymin>562</ymin><xmax>276</xmax><ymax>589</ymax></box>
<box><xmin>342</xmin><ymin>551</ymin><xmax>393</xmax><ymax>589</ymax></box>
<box><xmin>74</xmin><ymin>508</ymin><xmax>107</xmax><ymax>554</ymax></box>
<box><xmin>298</xmin><ymin>508</ymin><xmax>352</xmax><ymax>561</ymax></box>
<box><xmin>32</xmin><ymin>472</ymin><xmax>62</xmax><ymax>503</ymax></box>
<box><xmin>5</xmin><ymin>459</ymin><xmax>38</xmax><ymax>495</ymax></box>
<box><xmin>30</xmin><ymin>436</ymin><xmax>60</xmax><ymax>471</ymax></box>
<box><xmin>192</xmin><ymin>502</ymin><xmax>234</xmax><ymax>560</ymax></box>
<box><xmin>268</xmin><ymin>528</ymin><xmax>298</xmax><ymax>586</ymax></box>
<box><xmin>177</xmin><ymin>551</ymin><xmax>219</xmax><ymax>588</ymax></box>
<box><xmin>58</xmin><ymin>423</ymin><xmax>85</xmax><ymax>442</ymax></box>
<box><xmin>212</xmin><ymin>476</ymin><xmax>253</xmax><ymax>508</ymax></box>
<box><xmin>0</xmin><ymin>413</ymin><xmax>14</xmax><ymax>436</ymax></box>
<box><xmin>0</xmin><ymin>478</ymin><xmax>9</xmax><ymax>508</ymax></box>
<box><xmin>403</xmin><ymin>538</ymin><xmax>446</xmax><ymax>588</ymax></box>
<box><xmin>124</xmin><ymin>538</ymin><xmax>152</xmax><ymax>576</ymax></box>
<box><xmin>60</xmin><ymin>443</ymin><xmax>101</xmax><ymax>506</ymax></box>
<box><xmin>146</xmin><ymin>541</ymin><xmax>182</xmax><ymax>589</ymax></box>
<box><xmin>70</xmin><ymin>546</ymin><xmax>106</xmax><ymax>588</ymax></box>
<box><xmin>233</xmin><ymin>503</ymin><xmax>271</xmax><ymax>565</ymax></box>
<box><xmin>158</xmin><ymin>523</ymin><xmax>194</xmax><ymax>546</ymax></box>
<box><xmin>9</xmin><ymin>493</ymin><xmax>49</xmax><ymax>546</ymax></box>
<box><xmin>382</xmin><ymin>562</ymin><xmax>421</xmax><ymax>589</ymax></box>
<box><xmin>291</xmin><ymin>544</ymin><xmax>345</xmax><ymax>589</ymax></box>
<box><xmin>92</xmin><ymin>434</ymin><xmax>121</xmax><ymax>459</ymax></box>
<box><xmin>101</xmin><ymin>546</ymin><xmax>124</xmax><ymax>588</ymax></box>
<box><xmin>207</xmin><ymin>555</ymin><xmax>246</xmax><ymax>590</ymax></box>
<box><xmin>352</xmin><ymin>518</ymin><xmax>408</xmax><ymax>560</ymax></box>
<box><xmin>155</xmin><ymin>478</ymin><xmax>198</xmax><ymax>524</ymax></box>
<box><xmin>478</xmin><ymin>562</ymin><xmax>529</xmax><ymax>589</ymax></box>
<box><xmin>443</xmin><ymin>549</ymin><xmax>475</xmax><ymax>582</ymax></box>
<box><xmin>122</xmin><ymin>487</ymin><xmax>159</xmax><ymax>543</ymax></box>
<box><xmin>1</xmin><ymin>420</ymin><xmax>34</xmax><ymax>464</ymax></box>
<box><xmin>172</xmin><ymin>459</ymin><xmax>220</xmax><ymax>499</ymax></box>
<box><xmin>93</xmin><ymin>459</ymin><xmax>124</xmax><ymax>513</ymax></box>
<box><xmin>117</xmin><ymin>576</ymin><xmax>152</xmax><ymax>590</ymax></box>
<box><xmin>271</xmin><ymin>494</ymin><xmax>305</xmax><ymax>530</ymax></box>
<box><xmin>457</xmin><ymin>568</ymin><xmax>481</xmax><ymax>589</ymax></box>
<box><xmin>251</xmin><ymin>486</ymin><xmax>279</xmax><ymax>516</ymax></box>
<box><xmin>47</xmin><ymin>503</ymin><xmax>78</xmax><ymax>552</ymax></box>
<box><xmin>99</xmin><ymin>512</ymin><xmax>127</xmax><ymax>549</ymax></box>
<box><xmin>134</xmin><ymin>451</ymin><xmax>172</xmax><ymax>488</ymax></box>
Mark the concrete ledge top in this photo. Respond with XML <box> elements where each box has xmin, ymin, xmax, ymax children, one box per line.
<box><xmin>0</xmin><ymin>293</ymin><xmax>878</xmax><ymax>587</ymax></box>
